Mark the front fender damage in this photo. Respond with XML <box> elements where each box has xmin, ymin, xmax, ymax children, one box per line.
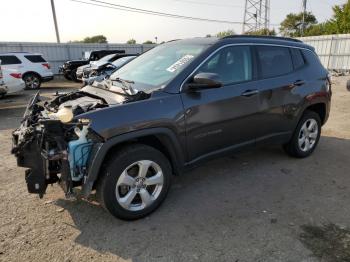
<box><xmin>11</xmin><ymin>92</ymin><xmax>103</xmax><ymax>198</ymax></box>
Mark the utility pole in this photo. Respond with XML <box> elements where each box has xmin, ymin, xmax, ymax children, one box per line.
<box><xmin>301</xmin><ymin>0</ymin><xmax>307</xmax><ymax>36</ymax></box>
<box><xmin>242</xmin><ymin>0</ymin><xmax>270</xmax><ymax>34</ymax></box>
<box><xmin>50</xmin><ymin>0</ymin><xmax>61</xmax><ymax>43</ymax></box>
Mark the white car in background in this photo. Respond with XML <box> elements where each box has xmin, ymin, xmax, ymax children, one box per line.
<box><xmin>0</xmin><ymin>52</ymin><xmax>53</xmax><ymax>90</ymax></box>
<box><xmin>0</xmin><ymin>66</ymin><xmax>25</xmax><ymax>97</ymax></box>
<box><xmin>0</xmin><ymin>64</ymin><xmax>6</xmax><ymax>97</ymax></box>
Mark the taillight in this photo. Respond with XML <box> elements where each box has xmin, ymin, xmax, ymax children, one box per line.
<box><xmin>42</xmin><ymin>63</ymin><xmax>51</xmax><ymax>69</ymax></box>
<box><xmin>0</xmin><ymin>66</ymin><xmax>2</xmax><ymax>79</ymax></box>
<box><xmin>10</xmin><ymin>73</ymin><xmax>22</xmax><ymax>79</ymax></box>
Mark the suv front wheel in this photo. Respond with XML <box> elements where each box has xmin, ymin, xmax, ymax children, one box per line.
<box><xmin>284</xmin><ymin>110</ymin><xmax>321</xmax><ymax>158</ymax></box>
<box><xmin>23</xmin><ymin>73</ymin><xmax>41</xmax><ymax>90</ymax></box>
<box><xmin>97</xmin><ymin>144</ymin><xmax>172</xmax><ymax>220</ymax></box>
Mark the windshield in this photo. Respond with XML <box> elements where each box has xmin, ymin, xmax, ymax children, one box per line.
<box><xmin>110</xmin><ymin>42</ymin><xmax>208</xmax><ymax>91</ymax></box>
<box><xmin>98</xmin><ymin>54</ymin><xmax>115</xmax><ymax>62</ymax></box>
<box><xmin>112</xmin><ymin>56</ymin><xmax>136</xmax><ymax>68</ymax></box>
<box><xmin>83</xmin><ymin>51</ymin><xmax>91</xmax><ymax>60</ymax></box>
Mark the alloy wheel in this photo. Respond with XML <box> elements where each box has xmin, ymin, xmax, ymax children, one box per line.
<box><xmin>298</xmin><ymin>119</ymin><xmax>319</xmax><ymax>152</ymax></box>
<box><xmin>25</xmin><ymin>75</ymin><xmax>40</xmax><ymax>89</ymax></box>
<box><xmin>115</xmin><ymin>160</ymin><xmax>164</xmax><ymax>211</ymax></box>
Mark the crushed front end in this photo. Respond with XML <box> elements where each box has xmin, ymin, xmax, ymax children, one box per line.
<box><xmin>11</xmin><ymin>91</ymin><xmax>104</xmax><ymax>198</ymax></box>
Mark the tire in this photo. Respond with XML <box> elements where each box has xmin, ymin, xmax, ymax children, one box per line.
<box><xmin>23</xmin><ymin>73</ymin><xmax>41</xmax><ymax>90</ymax></box>
<box><xmin>70</xmin><ymin>70</ymin><xmax>80</xmax><ymax>83</ymax></box>
<box><xmin>63</xmin><ymin>73</ymin><xmax>72</xmax><ymax>81</ymax></box>
<box><xmin>347</xmin><ymin>79</ymin><xmax>350</xmax><ymax>92</ymax></box>
<box><xmin>284</xmin><ymin>110</ymin><xmax>321</xmax><ymax>158</ymax></box>
<box><xmin>96</xmin><ymin>144</ymin><xmax>172</xmax><ymax>220</ymax></box>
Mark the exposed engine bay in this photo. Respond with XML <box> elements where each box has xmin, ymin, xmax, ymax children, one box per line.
<box><xmin>11</xmin><ymin>84</ymin><xmax>150</xmax><ymax>198</ymax></box>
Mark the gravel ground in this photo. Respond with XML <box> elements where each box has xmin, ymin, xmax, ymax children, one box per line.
<box><xmin>0</xmin><ymin>77</ymin><xmax>349</xmax><ymax>262</ymax></box>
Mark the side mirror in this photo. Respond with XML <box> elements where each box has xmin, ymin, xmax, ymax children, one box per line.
<box><xmin>184</xmin><ymin>73</ymin><xmax>223</xmax><ymax>91</ymax></box>
<box><xmin>347</xmin><ymin>79</ymin><xmax>350</xmax><ymax>92</ymax></box>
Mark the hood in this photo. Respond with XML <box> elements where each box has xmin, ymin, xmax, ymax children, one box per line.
<box><xmin>42</xmin><ymin>84</ymin><xmax>151</xmax><ymax>119</ymax></box>
<box><xmin>65</xmin><ymin>60</ymin><xmax>89</xmax><ymax>66</ymax></box>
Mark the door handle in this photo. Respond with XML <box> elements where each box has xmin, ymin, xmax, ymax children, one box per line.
<box><xmin>293</xmin><ymin>80</ymin><xmax>305</xmax><ymax>86</ymax></box>
<box><xmin>241</xmin><ymin>89</ymin><xmax>259</xmax><ymax>97</ymax></box>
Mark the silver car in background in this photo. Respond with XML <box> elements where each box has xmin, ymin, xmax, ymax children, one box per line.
<box><xmin>82</xmin><ymin>55</ymin><xmax>137</xmax><ymax>86</ymax></box>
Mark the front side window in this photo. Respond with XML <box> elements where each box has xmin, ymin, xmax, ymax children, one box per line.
<box><xmin>195</xmin><ymin>46</ymin><xmax>252</xmax><ymax>85</ymax></box>
<box><xmin>110</xmin><ymin>42</ymin><xmax>209</xmax><ymax>91</ymax></box>
<box><xmin>0</xmin><ymin>55</ymin><xmax>22</xmax><ymax>65</ymax></box>
<box><xmin>257</xmin><ymin>46</ymin><xmax>293</xmax><ymax>79</ymax></box>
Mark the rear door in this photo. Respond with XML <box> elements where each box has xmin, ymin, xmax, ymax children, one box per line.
<box><xmin>181</xmin><ymin>45</ymin><xmax>261</xmax><ymax>161</ymax></box>
<box><xmin>253</xmin><ymin>45</ymin><xmax>305</xmax><ymax>144</ymax></box>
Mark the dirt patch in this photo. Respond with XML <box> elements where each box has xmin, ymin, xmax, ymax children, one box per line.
<box><xmin>300</xmin><ymin>223</ymin><xmax>350</xmax><ymax>262</ymax></box>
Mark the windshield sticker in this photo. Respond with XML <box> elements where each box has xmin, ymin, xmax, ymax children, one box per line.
<box><xmin>166</xmin><ymin>55</ymin><xmax>194</xmax><ymax>73</ymax></box>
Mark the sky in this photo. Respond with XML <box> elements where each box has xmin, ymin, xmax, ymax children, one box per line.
<box><xmin>0</xmin><ymin>0</ymin><xmax>346</xmax><ymax>43</ymax></box>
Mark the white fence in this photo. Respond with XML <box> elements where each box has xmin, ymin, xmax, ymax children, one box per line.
<box><xmin>0</xmin><ymin>42</ymin><xmax>155</xmax><ymax>74</ymax></box>
<box><xmin>298</xmin><ymin>34</ymin><xmax>350</xmax><ymax>71</ymax></box>
<box><xmin>1</xmin><ymin>35</ymin><xmax>350</xmax><ymax>73</ymax></box>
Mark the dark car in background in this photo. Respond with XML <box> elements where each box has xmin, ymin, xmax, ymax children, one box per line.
<box><xmin>82</xmin><ymin>55</ymin><xmax>137</xmax><ymax>86</ymax></box>
<box><xmin>12</xmin><ymin>36</ymin><xmax>331</xmax><ymax>220</ymax></box>
<box><xmin>59</xmin><ymin>49</ymin><xmax>125</xmax><ymax>82</ymax></box>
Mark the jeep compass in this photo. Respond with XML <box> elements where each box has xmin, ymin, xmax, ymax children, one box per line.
<box><xmin>12</xmin><ymin>36</ymin><xmax>331</xmax><ymax>220</ymax></box>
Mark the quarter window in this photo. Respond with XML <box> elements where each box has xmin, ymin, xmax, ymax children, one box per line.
<box><xmin>290</xmin><ymin>48</ymin><xmax>305</xmax><ymax>69</ymax></box>
<box><xmin>196</xmin><ymin>46</ymin><xmax>252</xmax><ymax>85</ymax></box>
<box><xmin>24</xmin><ymin>55</ymin><xmax>46</xmax><ymax>63</ymax></box>
<box><xmin>0</xmin><ymin>55</ymin><xmax>22</xmax><ymax>65</ymax></box>
<box><xmin>256</xmin><ymin>46</ymin><xmax>293</xmax><ymax>78</ymax></box>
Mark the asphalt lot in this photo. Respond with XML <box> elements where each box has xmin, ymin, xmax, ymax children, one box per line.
<box><xmin>0</xmin><ymin>77</ymin><xmax>349</xmax><ymax>262</ymax></box>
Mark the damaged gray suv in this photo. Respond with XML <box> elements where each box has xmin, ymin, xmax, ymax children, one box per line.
<box><xmin>12</xmin><ymin>36</ymin><xmax>331</xmax><ymax>220</ymax></box>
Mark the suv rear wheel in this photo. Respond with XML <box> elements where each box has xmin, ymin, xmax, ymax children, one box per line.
<box><xmin>97</xmin><ymin>144</ymin><xmax>172</xmax><ymax>220</ymax></box>
<box><xmin>284</xmin><ymin>110</ymin><xmax>321</xmax><ymax>158</ymax></box>
<box><xmin>23</xmin><ymin>73</ymin><xmax>41</xmax><ymax>90</ymax></box>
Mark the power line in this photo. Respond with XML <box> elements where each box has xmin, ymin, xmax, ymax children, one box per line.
<box><xmin>78</xmin><ymin>0</ymin><xmax>241</xmax><ymax>24</ymax></box>
<box><xmin>170</xmin><ymin>0</ymin><xmax>243</xmax><ymax>8</ymax></box>
<box><xmin>71</xmin><ymin>0</ymin><xmax>279</xmax><ymax>25</ymax></box>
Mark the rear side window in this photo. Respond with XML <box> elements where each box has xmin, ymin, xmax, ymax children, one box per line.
<box><xmin>24</xmin><ymin>55</ymin><xmax>46</xmax><ymax>63</ymax></box>
<box><xmin>256</xmin><ymin>46</ymin><xmax>293</xmax><ymax>79</ymax></box>
<box><xmin>0</xmin><ymin>55</ymin><xmax>22</xmax><ymax>65</ymax></box>
<box><xmin>290</xmin><ymin>48</ymin><xmax>305</xmax><ymax>69</ymax></box>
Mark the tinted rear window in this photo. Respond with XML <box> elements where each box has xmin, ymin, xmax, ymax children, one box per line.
<box><xmin>25</xmin><ymin>55</ymin><xmax>46</xmax><ymax>63</ymax></box>
<box><xmin>290</xmin><ymin>48</ymin><xmax>305</xmax><ymax>69</ymax></box>
<box><xmin>0</xmin><ymin>55</ymin><xmax>22</xmax><ymax>65</ymax></box>
<box><xmin>256</xmin><ymin>46</ymin><xmax>293</xmax><ymax>78</ymax></box>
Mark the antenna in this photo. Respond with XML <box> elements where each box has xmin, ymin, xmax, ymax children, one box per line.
<box><xmin>242</xmin><ymin>0</ymin><xmax>270</xmax><ymax>34</ymax></box>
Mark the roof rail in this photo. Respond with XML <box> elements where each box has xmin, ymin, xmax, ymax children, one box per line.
<box><xmin>222</xmin><ymin>35</ymin><xmax>302</xmax><ymax>43</ymax></box>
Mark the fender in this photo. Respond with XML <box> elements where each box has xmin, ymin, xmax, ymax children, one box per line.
<box><xmin>82</xmin><ymin>127</ymin><xmax>185</xmax><ymax>197</ymax></box>
<box><xmin>295</xmin><ymin>91</ymin><xmax>331</xmax><ymax>127</ymax></box>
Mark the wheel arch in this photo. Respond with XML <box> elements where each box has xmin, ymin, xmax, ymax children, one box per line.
<box><xmin>82</xmin><ymin>128</ymin><xmax>185</xmax><ymax>197</ymax></box>
<box><xmin>22</xmin><ymin>71</ymin><xmax>42</xmax><ymax>81</ymax></box>
<box><xmin>306</xmin><ymin>103</ymin><xmax>327</xmax><ymax>125</ymax></box>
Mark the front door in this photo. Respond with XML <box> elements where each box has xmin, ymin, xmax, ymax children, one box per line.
<box><xmin>181</xmin><ymin>45</ymin><xmax>261</xmax><ymax>161</ymax></box>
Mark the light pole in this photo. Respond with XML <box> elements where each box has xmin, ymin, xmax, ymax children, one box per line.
<box><xmin>301</xmin><ymin>0</ymin><xmax>307</xmax><ymax>36</ymax></box>
<box><xmin>50</xmin><ymin>0</ymin><xmax>61</xmax><ymax>43</ymax></box>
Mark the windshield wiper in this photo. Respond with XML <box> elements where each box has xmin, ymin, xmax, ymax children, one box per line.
<box><xmin>111</xmin><ymin>77</ymin><xmax>137</xmax><ymax>95</ymax></box>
